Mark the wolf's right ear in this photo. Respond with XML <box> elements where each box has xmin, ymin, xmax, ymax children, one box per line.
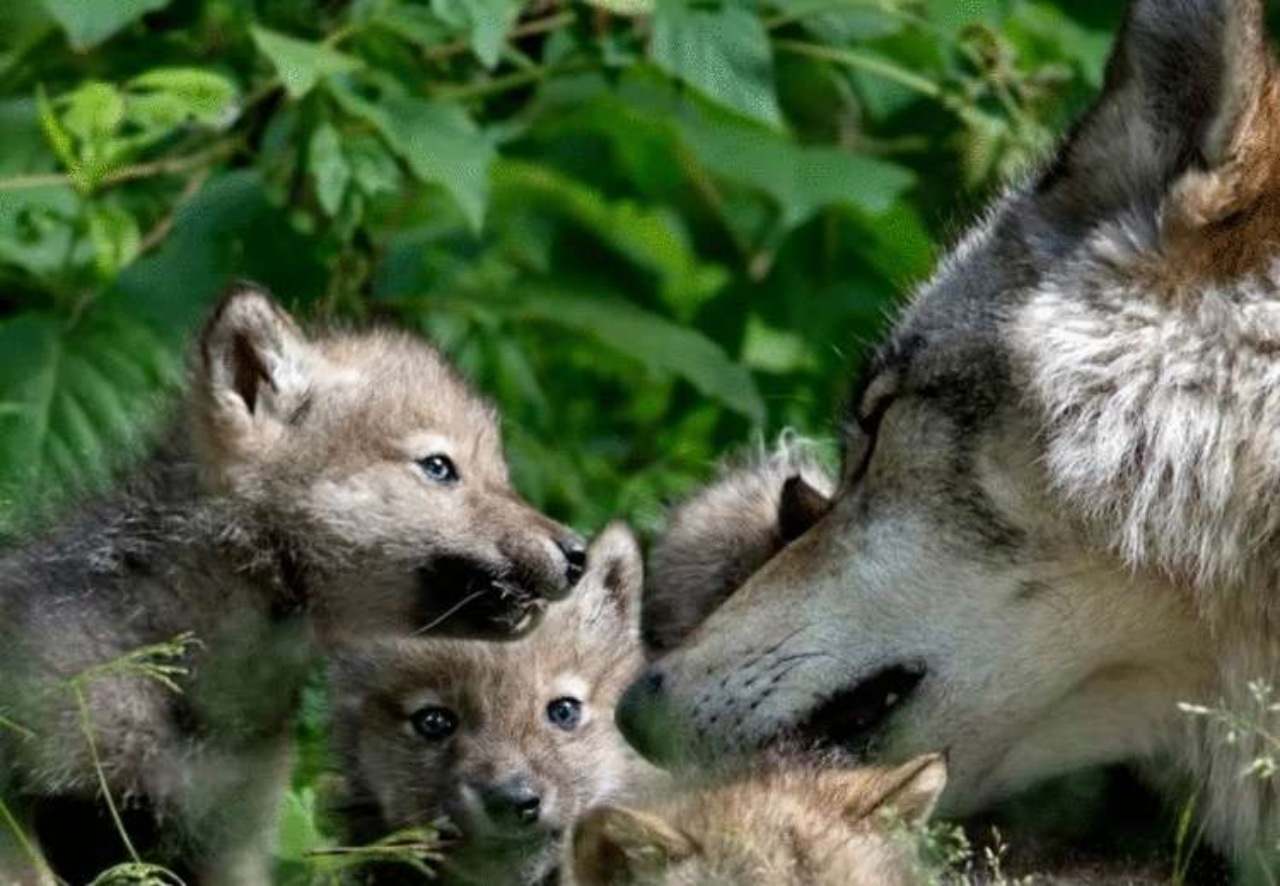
<box><xmin>575</xmin><ymin>523</ymin><xmax>644</xmax><ymax>638</ymax></box>
<box><xmin>197</xmin><ymin>284</ymin><xmax>315</xmax><ymax>442</ymax></box>
<box><xmin>1039</xmin><ymin>0</ymin><xmax>1276</xmax><ymax>232</ymax></box>
<box><xmin>569</xmin><ymin>805</ymin><xmax>696</xmax><ymax>886</ymax></box>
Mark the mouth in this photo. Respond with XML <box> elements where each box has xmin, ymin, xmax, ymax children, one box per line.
<box><xmin>795</xmin><ymin>663</ymin><xmax>926</xmax><ymax>756</ymax></box>
<box><xmin>415</xmin><ymin>558</ymin><xmax>547</xmax><ymax>639</ymax></box>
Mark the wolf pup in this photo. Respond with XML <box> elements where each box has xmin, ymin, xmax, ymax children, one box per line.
<box><xmin>645</xmin><ymin>439</ymin><xmax>833</xmax><ymax>652</ymax></box>
<box><xmin>621</xmin><ymin>0</ymin><xmax>1280</xmax><ymax>867</ymax></box>
<box><xmin>0</xmin><ymin>285</ymin><xmax>584</xmax><ymax>885</ymax></box>
<box><xmin>568</xmin><ymin>754</ymin><xmax>946</xmax><ymax>886</ymax></box>
<box><xmin>331</xmin><ymin>523</ymin><xmax>655</xmax><ymax>886</ymax></box>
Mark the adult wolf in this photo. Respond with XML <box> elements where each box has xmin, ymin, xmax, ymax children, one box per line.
<box><xmin>621</xmin><ymin>0</ymin><xmax>1280</xmax><ymax>865</ymax></box>
<box><xmin>0</xmin><ymin>285</ymin><xmax>585</xmax><ymax>885</ymax></box>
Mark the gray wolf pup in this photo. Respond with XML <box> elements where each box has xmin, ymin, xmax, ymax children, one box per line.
<box><xmin>645</xmin><ymin>439</ymin><xmax>833</xmax><ymax>652</ymax></box>
<box><xmin>331</xmin><ymin>523</ymin><xmax>655</xmax><ymax>886</ymax></box>
<box><xmin>567</xmin><ymin>753</ymin><xmax>946</xmax><ymax>886</ymax></box>
<box><xmin>621</xmin><ymin>0</ymin><xmax>1280</xmax><ymax>865</ymax></box>
<box><xmin>0</xmin><ymin>285</ymin><xmax>584</xmax><ymax>884</ymax></box>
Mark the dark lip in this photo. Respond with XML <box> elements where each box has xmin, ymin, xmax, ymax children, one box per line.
<box><xmin>415</xmin><ymin>559</ymin><xmax>547</xmax><ymax>639</ymax></box>
<box><xmin>794</xmin><ymin>663</ymin><xmax>926</xmax><ymax>757</ymax></box>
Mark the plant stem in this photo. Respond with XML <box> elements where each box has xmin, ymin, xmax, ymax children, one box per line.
<box><xmin>422</xmin><ymin>11</ymin><xmax>576</xmax><ymax>63</ymax></box>
<box><xmin>73</xmin><ymin>685</ymin><xmax>141</xmax><ymax>864</ymax></box>
<box><xmin>433</xmin><ymin>60</ymin><xmax>592</xmax><ymax>101</ymax></box>
<box><xmin>0</xmin><ymin>138</ymin><xmax>240</xmax><ymax>194</ymax></box>
<box><xmin>772</xmin><ymin>38</ymin><xmax>943</xmax><ymax>99</ymax></box>
<box><xmin>0</xmin><ymin>794</ymin><xmax>59</xmax><ymax>884</ymax></box>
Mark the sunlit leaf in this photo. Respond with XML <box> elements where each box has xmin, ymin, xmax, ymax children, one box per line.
<box><xmin>39</xmin><ymin>0</ymin><xmax>168</xmax><ymax>49</ymax></box>
<box><xmin>652</xmin><ymin>0</ymin><xmax>783</xmax><ymax>129</ymax></box>
<box><xmin>431</xmin><ymin>0</ymin><xmax>522</xmax><ymax>68</ymax></box>
<box><xmin>250</xmin><ymin>26</ymin><xmax>363</xmax><ymax>99</ymax></box>
<box><xmin>308</xmin><ymin>122</ymin><xmax>350</xmax><ymax>217</ymax></box>
<box><xmin>126</xmin><ymin>67</ymin><xmax>240</xmax><ymax>129</ymax></box>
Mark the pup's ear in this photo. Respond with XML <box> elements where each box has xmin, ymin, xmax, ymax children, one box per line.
<box><xmin>777</xmin><ymin>474</ymin><xmax>831</xmax><ymax>542</ymax></box>
<box><xmin>570</xmin><ymin>805</ymin><xmax>696</xmax><ymax>886</ymax></box>
<box><xmin>196</xmin><ymin>283</ymin><xmax>315</xmax><ymax>444</ymax></box>
<box><xmin>1039</xmin><ymin>0</ymin><xmax>1276</xmax><ymax>230</ymax></box>
<box><xmin>573</xmin><ymin>522</ymin><xmax>643</xmax><ymax>638</ymax></box>
<box><xmin>842</xmin><ymin>754</ymin><xmax>948</xmax><ymax>827</ymax></box>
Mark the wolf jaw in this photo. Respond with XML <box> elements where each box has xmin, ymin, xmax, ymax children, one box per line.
<box><xmin>0</xmin><ymin>285</ymin><xmax>583</xmax><ymax>883</ymax></box>
<box><xmin>624</xmin><ymin>0</ymin><xmax>1280</xmax><ymax>864</ymax></box>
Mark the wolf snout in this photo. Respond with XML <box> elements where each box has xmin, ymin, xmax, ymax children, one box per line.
<box><xmin>476</xmin><ymin>776</ymin><xmax>545</xmax><ymax>828</ymax></box>
<box><xmin>616</xmin><ymin>668</ymin><xmax>675</xmax><ymax>765</ymax></box>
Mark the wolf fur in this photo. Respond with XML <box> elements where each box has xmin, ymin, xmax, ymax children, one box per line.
<box><xmin>0</xmin><ymin>285</ymin><xmax>583</xmax><ymax>885</ymax></box>
<box><xmin>331</xmin><ymin>524</ymin><xmax>656</xmax><ymax>886</ymax></box>
<box><xmin>621</xmin><ymin>0</ymin><xmax>1280</xmax><ymax>866</ymax></box>
<box><xmin>644</xmin><ymin>438</ymin><xmax>834</xmax><ymax>651</ymax></box>
<box><xmin>566</xmin><ymin>753</ymin><xmax>946</xmax><ymax>886</ymax></box>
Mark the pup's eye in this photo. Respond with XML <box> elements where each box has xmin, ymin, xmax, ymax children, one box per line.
<box><xmin>410</xmin><ymin>705</ymin><xmax>458</xmax><ymax>741</ymax></box>
<box><xmin>417</xmin><ymin>454</ymin><xmax>459</xmax><ymax>484</ymax></box>
<box><xmin>546</xmin><ymin>697</ymin><xmax>583</xmax><ymax>731</ymax></box>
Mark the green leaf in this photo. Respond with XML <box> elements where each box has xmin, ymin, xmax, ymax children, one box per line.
<box><xmin>126</xmin><ymin>67</ymin><xmax>240</xmax><ymax>129</ymax></box>
<box><xmin>332</xmin><ymin>85</ymin><xmax>494</xmax><ymax>231</ymax></box>
<box><xmin>513</xmin><ymin>287</ymin><xmax>765</xmax><ymax>423</ymax></box>
<box><xmin>60</xmin><ymin>82</ymin><xmax>124</xmax><ymax>144</ymax></box>
<box><xmin>275</xmin><ymin>789</ymin><xmax>327</xmax><ymax>861</ymax></box>
<box><xmin>86</xmin><ymin>202</ymin><xmax>140</xmax><ymax>280</ymax></box>
<box><xmin>347</xmin><ymin>134</ymin><xmax>402</xmax><ymax>197</ymax></box>
<box><xmin>308</xmin><ymin>123</ymin><xmax>350</xmax><ymax>217</ymax></box>
<box><xmin>495</xmin><ymin>160</ymin><xmax>728</xmax><ymax>318</ymax></box>
<box><xmin>39</xmin><ymin>0</ymin><xmax>169</xmax><ymax>49</ymax></box>
<box><xmin>431</xmin><ymin>0</ymin><xmax>522</xmax><ymax>68</ymax></box>
<box><xmin>585</xmin><ymin>0</ymin><xmax>652</xmax><ymax>12</ymax></box>
<box><xmin>651</xmin><ymin>0</ymin><xmax>782</xmax><ymax>128</ymax></box>
<box><xmin>250</xmin><ymin>26</ymin><xmax>363</xmax><ymax>100</ymax></box>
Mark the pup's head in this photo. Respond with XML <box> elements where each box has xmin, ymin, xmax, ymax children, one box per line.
<box><xmin>645</xmin><ymin>440</ymin><xmax>834</xmax><ymax>652</ymax></box>
<box><xmin>190</xmin><ymin>285</ymin><xmax>585</xmax><ymax>638</ymax></box>
<box><xmin>330</xmin><ymin>524</ymin><xmax>648</xmax><ymax>883</ymax></box>
<box><xmin>568</xmin><ymin>754</ymin><xmax>947</xmax><ymax>886</ymax></box>
<box><xmin>622</xmin><ymin>0</ymin><xmax>1278</xmax><ymax>818</ymax></box>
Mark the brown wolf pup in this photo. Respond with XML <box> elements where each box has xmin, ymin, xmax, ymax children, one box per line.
<box><xmin>645</xmin><ymin>438</ymin><xmax>833</xmax><ymax>652</ymax></box>
<box><xmin>331</xmin><ymin>523</ymin><xmax>655</xmax><ymax>886</ymax></box>
<box><xmin>567</xmin><ymin>754</ymin><xmax>947</xmax><ymax>886</ymax></box>
<box><xmin>0</xmin><ymin>285</ymin><xmax>584</xmax><ymax>885</ymax></box>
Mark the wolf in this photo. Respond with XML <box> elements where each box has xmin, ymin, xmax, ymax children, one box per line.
<box><xmin>619</xmin><ymin>0</ymin><xmax>1280</xmax><ymax>867</ymax></box>
<box><xmin>566</xmin><ymin>753</ymin><xmax>946</xmax><ymax>886</ymax></box>
<box><xmin>644</xmin><ymin>438</ymin><xmax>834</xmax><ymax>652</ymax></box>
<box><xmin>330</xmin><ymin>523</ymin><xmax>656</xmax><ymax>886</ymax></box>
<box><xmin>0</xmin><ymin>285</ymin><xmax>585</xmax><ymax>885</ymax></box>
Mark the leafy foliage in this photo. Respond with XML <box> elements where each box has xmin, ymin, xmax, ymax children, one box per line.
<box><xmin>0</xmin><ymin>0</ymin><xmax>1218</xmax><ymax>879</ymax></box>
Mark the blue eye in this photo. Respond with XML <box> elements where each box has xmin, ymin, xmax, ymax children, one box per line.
<box><xmin>418</xmin><ymin>454</ymin><xmax>459</xmax><ymax>483</ymax></box>
<box><xmin>410</xmin><ymin>705</ymin><xmax>458</xmax><ymax>741</ymax></box>
<box><xmin>546</xmin><ymin>697</ymin><xmax>583</xmax><ymax>731</ymax></box>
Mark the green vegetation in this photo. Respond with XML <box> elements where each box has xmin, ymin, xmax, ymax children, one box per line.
<box><xmin>6</xmin><ymin>0</ymin><xmax>1264</xmax><ymax>882</ymax></box>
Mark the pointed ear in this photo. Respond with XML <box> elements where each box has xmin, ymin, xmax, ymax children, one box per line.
<box><xmin>777</xmin><ymin>474</ymin><xmax>831</xmax><ymax>543</ymax></box>
<box><xmin>843</xmin><ymin>754</ymin><xmax>948</xmax><ymax>827</ymax></box>
<box><xmin>574</xmin><ymin>523</ymin><xmax>644</xmax><ymax>638</ymax></box>
<box><xmin>197</xmin><ymin>283</ymin><xmax>315</xmax><ymax>434</ymax></box>
<box><xmin>1040</xmin><ymin>0</ymin><xmax>1277</xmax><ymax>229</ymax></box>
<box><xmin>570</xmin><ymin>805</ymin><xmax>696</xmax><ymax>886</ymax></box>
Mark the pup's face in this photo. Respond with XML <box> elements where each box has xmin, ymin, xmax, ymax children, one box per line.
<box><xmin>192</xmin><ymin>286</ymin><xmax>585</xmax><ymax>638</ymax></box>
<box><xmin>332</xmin><ymin>526</ymin><xmax>647</xmax><ymax>879</ymax></box>
<box><xmin>568</xmin><ymin>755</ymin><xmax>947</xmax><ymax>886</ymax></box>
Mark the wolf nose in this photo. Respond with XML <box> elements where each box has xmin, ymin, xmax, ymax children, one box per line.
<box><xmin>557</xmin><ymin>535</ymin><xmax>587</xmax><ymax>586</ymax></box>
<box><xmin>479</xmin><ymin>778</ymin><xmax>543</xmax><ymax>827</ymax></box>
<box><xmin>617</xmin><ymin>669</ymin><xmax>674</xmax><ymax>765</ymax></box>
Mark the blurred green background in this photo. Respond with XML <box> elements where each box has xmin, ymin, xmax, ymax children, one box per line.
<box><xmin>0</xmin><ymin>0</ymin><xmax>1260</xmax><ymax>879</ymax></box>
<box><xmin>0</xmin><ymin>0</ymin><xmax>1134</xmax><ymax>539</ymax></box>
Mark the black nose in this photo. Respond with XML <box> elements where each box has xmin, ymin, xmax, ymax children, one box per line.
<box><xmin>478</xmin><ymin>778</ymin><xmax>543</xmax><ymax>827</ymax></box>
<box><xmin>558</xmin><ymin>535</ymin><xmax>587</xmax><ymax>586</ymax></box>
<box><xmin>617</xmin><ymin>669</ymin><xmax>675</xmax><ymax>765</ymax></box>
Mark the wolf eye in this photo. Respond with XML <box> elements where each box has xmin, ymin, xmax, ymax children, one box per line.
<box><xmin>546</xmin><ymin>697</ymin><xmax>583</xmax><ymax>731</ymax></box>
<box><xmin>418</xmin><ymin>454</ymin><xmax>459</xmax><ymax>484</ymax></box>
<box><xmin>410</xmin><ymin>705</ymin><xmax>458</xmax><ymax>741</ymax></box>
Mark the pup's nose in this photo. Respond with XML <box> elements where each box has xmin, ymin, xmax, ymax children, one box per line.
<box><xmin>478</xmin><ymin>778</ymin><xmax>543</xmax><ymax>827</ymax></box>
<box><xmin>557</xmin><ymin>534</ymin><xmax>587</xmax><ymax>587</ymax></box>
<box><xmin>617</xmin><ymin>668</ymin><xmax>674</xmax><ymax>765</ymax></box>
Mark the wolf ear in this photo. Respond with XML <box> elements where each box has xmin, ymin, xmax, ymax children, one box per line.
<box><xmin>1040</xmin><ymin>0</ymin><xmax>1276</xmax><ymax>230</ymax></box>
<box><xmin>570</xmin><ymin>805</ymin><xmax>696</xmax><ymax>885</ymax></box>
<box><xmin>574</xmin><ymin>522</ymin><xmax>644</xmax><ymax>637</ymax></box>
<box><xmin>778</xmin><ymin>474</ymin><xmax>831</xmax><ymax>543</ymax></box>
<box><xmin>197</xmin><ymin>284</ymin><xmax>315</xmax><ymax>440</ymax></box>
<box><xmin>841</xmin><ymin>754</ymin><xmax>948</xmax><ymax>827</ymax></box>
